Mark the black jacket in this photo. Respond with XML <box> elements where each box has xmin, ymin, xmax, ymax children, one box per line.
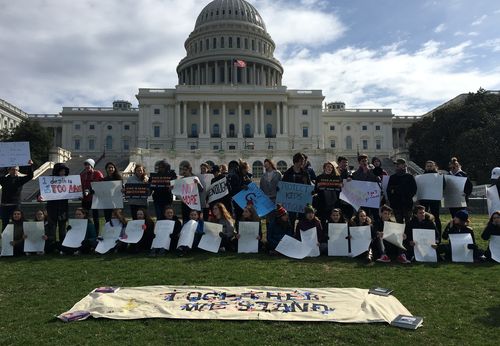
<box><xmin>404</xmin><ymin>214</ymin><xmax>439</xmax><ymax>243</ymax></box>
<box><xmin>387</xmin><ymin>172</ymin><xmax>417</xmax><ymax>210</ymax></box>
<box><xmin>0</xmin><ymin>165</ymin><xmax>33</xmax><ymax>205</ymax></box>
<box><xmin>282</xmin><ymin>167</ymin><xmax>311</xmax><ymax>185</ymax></box>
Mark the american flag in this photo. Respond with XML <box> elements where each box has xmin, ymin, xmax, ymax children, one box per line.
<box><xmin>233</xmin><ymin>59</ymin><xmax>247</xmax><ymax>68</ymax></box>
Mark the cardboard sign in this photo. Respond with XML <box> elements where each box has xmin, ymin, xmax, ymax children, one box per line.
<box><xmin>39</xmin><ymin>175</ymin><xmax>82</xmax><ymax>201</ymax></box>
<box><xmin>207</xmin><ymin>177</ymin><xmax>229</xmax><ymax>204</ymax></box>
<box><xmin>340</xmin><ymin>180</ymin><xmax>381</xmax><ymax>211</ymax></box>
<box><xmin>0</xmin><ymin>141</ymin><xmax>31</xmax><ymax>167</ymax></box>
<box><xmin>91</xmin><ymin>181</ymin><xmax>124</xmax><ymax>209</ymax></box>
<box><xmin>233</xmin><ymin>183</ymin><xmax>274</xmax><ymax>217</ymax></box>
<box><xmin>172</xmin><ymin>177</ymin><xmax>201</xmax><ymax>211</ymax></box>
<box><xmin>276</xmin><ymin>182</ymin><xmax>314</xmax><ymax>214</ymax></box>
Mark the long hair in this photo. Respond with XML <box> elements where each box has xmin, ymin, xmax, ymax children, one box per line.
<box><xmin>75</xmin><ymin>207</ymin><xmax>89</xmax><ymax>219</ymax></box>
<box><xmin>329</xmin><ymin>208</ymin><xmax>346</xmax><ymax>223</ymax></box>
<box><xmin>137</xmin><ymin>208</ymin><xmax>154</xmax><ymax>225</ymax></box>
<box><xmin>487</xmin><ymin>211</ymin><xmax>500</xmax><ymax>226</ymax></box>
<box><xmin>349</xmin><ymin>209</ymin><xmax>372</xmax><ymax>226</ymax></box>
<box><xmin>264</xmin><ymin>158</ymin><xmax>277</xmax><ymax>170</ymax></box>
<box><xmin>110</xmin><ymin>209</ymin><xmax>127</xmax><ymax>227</ymax></box>
<box><xmin>105</xmin><ymin>162</ymin><xmax>122</xmax><ymax>180</ymax></box>
<box><xmin>134</xmin><ymin>164</ymin><xmax>148</xmax><ymax>182</ymax></box>
<box><xmin>241</xmin><ymin>205</ymin><xmax>260</xmax><ymax>222</ymax></box>
<box><xmin>212</xmin><ymin>202</ymin><xmax>234</xmax><ymax>224</ymax></box>
<box><xmin>11</xmin><ymin>209</ymin><xmax>25</xmax><ymax>223</ymax></box>
<box><xmin>34</xmin><ymin>209</ymin><xmax>48</xmax><ymax>222</ymax></box>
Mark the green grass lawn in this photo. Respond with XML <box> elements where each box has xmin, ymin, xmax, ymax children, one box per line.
<box><xmin>0</xmin><ymin>215</ymin><xmax>499</xmax><ymax>345</ymax></box>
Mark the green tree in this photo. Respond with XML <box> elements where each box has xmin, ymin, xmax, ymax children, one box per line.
<box><xmin>0</xmin><ymin>119</ymin><xmax>53</xmax><ymax>168</ymax></box>
<box><xmin>407</xmin><ymin>89</ymin><xmax>500</xmax><ymax>183</ymax></box>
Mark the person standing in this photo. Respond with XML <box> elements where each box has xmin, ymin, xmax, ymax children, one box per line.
<box><xmin>282</xmin><ymin>153</ymin><xmax>312</xmax><ymax>227</ymax></box>
<box><xmin>386</xmin><ymin>158</ymin><xmax>417</xmax><ymax>224</ymax></box>
<box><xmin>151</xmin><ymin>160</ymin><xmax>176</xmax><ymax>220</ymax></box>
<box><xmin>102</xmin><ymin>162</ymin><xmax>123</xmax><ymax>222</ymax></box>
<box><xmin>418</xmin><ymin>160</ymin><xmax>444</xmax><ymax>237</ymax></box>
<box><xmin>0</xmin><ymin>160</ymin><xmax>33</xmax><ymax>231</ymax></box>
<box><xmin>314</xmin><ymin>161</ymin><xmax>342</xmax><ymax>222</ymax></box>
<box><xmin>448</xmin><ymin>157</ymin><xmax>473</xmax><ymax>217</ymax></box>
<box><xmin>336</xmin><ymin>156</ymin><xmax>354</xmax><ymax>220</ymax></box>
<box><xmin>80</xmin><ymin>158</ymin><xmax>104</xmax><ymax>233</ymax></box>
<box><xmin>260</xmin><ymin>159</ymin><xmax>282</xmax><ymax>204</ymax></box>
<box><xmin>126</xmin><ymin>164</ymin><xmax>150</xmax><ymax>220</ymax></box>
<box><xmin>351</xmin><ymin>154</ymin><xmax>381</xmax><ymax>222</ymax></box>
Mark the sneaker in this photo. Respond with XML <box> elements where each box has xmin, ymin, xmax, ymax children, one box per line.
<box><xmin>376</xmin><ymin>255</ymin><xmax>391</xmax><ymax>263</ymax></box>
<box><xmin>397</xmin><ymin>254</ymin><xmax>411</xmax><ymax>264</ymax></box>
<box><xmin>219</xmin><ymin>247</ymin><xmax>226</xmax><ymax>253</ymax></box>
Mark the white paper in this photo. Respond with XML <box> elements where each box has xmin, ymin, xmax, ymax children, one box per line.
<box><xmin>177</xmin><ymin>220</ymin><xmax>198</xmax><ymax>248</ymax></box>
<box><xmin>1</xmin><ymin>225</ymin><xmax>14</xmax><ymax>256</ymax></box>
<box><xmin>62</xmin><ymin>219</ymin><xmax>88</xmax><ymax>248</ymax></box>
<box><xmin>349</xmin><ymin>226</ymin><xmax>372</xmax><ymax>257</ymax></box>
<box><xmin>0</xmin><ymin>141</ymin><xmax>31</xmax><ymax>167</ymax></box>
<box><xmin>486</xmin><ymin>186</ymin><xmax>500</xmax><ymax>217</ymax></box>
<box><xmin>119</xmin><ymin>220</ymin><xmax>145</xmax><ymax>244</ymax></box>
<box><xmin>23</xmin><ymin>222</ymin><xmax>45</xmax><ymax>252</ymax></box>
<box><xmin>415</xmin><ymin>173</ymin><xmax>443</xmax><ymax>201</ymax></box>
<box><xmin>300</xmin><ymin>228</ymin><xmax>320</xmax><ymax>257</ymax></box>
<box><xmin>172</xmin><ymin>177</ymin><xmax>201</xmax><ymax>211</ymax></box>
<box><xmin>198</xmin><ymin>222</ymin><xmax>222</xmax><ymax>253</ymax></box>
<box><xmin>151</xmin><ymin>220</ymin><xmax>175</xmax><ymax>250</ymax></box>
<box><xmin>412</xmin><ymin>229</ymin><xmax>437</xmax><ymax>263</ymax></box>
<box><xmin>95</xmin><ymin>221</ymin><xmax>121</xmax><ymax>254</ymax></box>
<box><xmin>382</xmin><ymin>175</ymin><xmax>390</xmax><ymax>200</ymax></box>
<box><xmin>340</xmin><ymin>179</ymin><xmax>382</xmax><ymax>211</ymax></box>
<box><xmin>91</xmin><ymin>181</ymin><xmax>124</xmax><ymax>209</ymax></box>
<box><xmin>442</xmin><ymin>175</ymin><xmax>467</xmax><ymax>208</ymax></box>
<box><xmin>39</xmin><ymin>175</ymin><xmax>83</xmax><ymax>201</ymax></box>
<box><xmin>275</xmin><ymin>235</ymin><xmax>313</xmax><ymax>259</ymax></box>
<box><xmin>328</xmin><ymin>223</ymin><xmax>349</xmax><ymax>256</ymax></box>
<box><xmin>207</xmin><ymin>177</ymin><xmax>228</xmax><ymax>204</ymax></box>
<box><xmin>449</xmin><ymin>233</ymin><xmax>474</xmax><ymax>263</ymax></box>
<box><xmin>237</xmin><ymin>222</ymin><xmax>260</xmax><ymax>254</ymax></box>
<box><xmin>382</xmin><ymin>221</ymin><xmax>406</xmax><ymax>250</ymax></box>
<box><xmin>488</xmin><ymin>235</ymin><xmax>500</xmax><ymax>263</ymax></box>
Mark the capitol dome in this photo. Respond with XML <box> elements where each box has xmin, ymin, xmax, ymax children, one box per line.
<box><xmin>177</xmin><ymin>0</ymin><xmax>283</xmax><ymax>87</ymax></box>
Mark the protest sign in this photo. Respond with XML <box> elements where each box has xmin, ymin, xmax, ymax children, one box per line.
<box><xmin>382</xmin><ymin>221</ymin><xmax>406</xmax><ymax>250</ymax></box>
<box><xmin>119</xmin><ymin>220</ymin><xmax>145</xmax><ymax>244</ymax></box>
<box><xmin>62</xmin><ymin>219</ymin><xmax>88</xmax><ymax>248</ymax></box>
<box><xmin>349</xmin><ymin>226</ymin><xmax>372</xmax><ymax>257</ymax></box>
<box><xmin>198</xmin><ymin>222</ymin><xmax>222</xmax><ymax>253</ymax></box>
<box><xmin>300</xmin><ymin>228</ymin><xmax>320</xmax><ymax>257</ymax></box>
<box><xmin>237</xmin><ymin>222</ymin><xmax>260</xmax><ymax>254</ymax></box>
<box><xmin>95</xmin><ymin>221</ymin><xmax>121</xmax><ymax>254</ymax></box>
<box><xmin>198</xmin><ymin>174</ymin><xmax>214</xmax><ymax>208</ymax></box>
<box><xmin>486</xmin><ymin>186</ymin><xmax>500</xmax><ymax>217</ymax></box>
<box><xmin>39</xmin><ymin>175</ymin><xmax>82</xmax><ymax>201</ymax></box>
<box><xmin>412</xmin><ymin>229</ymin><xmax>437</xmax><ymax>263</ymax></box>
<box><xmin>415</xmin><ymin>174</ymin><xmax>443</xmax><ymax>201</ymax></box>
<box><xmin>91</xmin><ymin>181</ymin><xmax>123</xmax><ymax>209</ymax></box>
<box><xmin>449</xmin><ymin>233</ymin><xmax>474</xmax><ymax>263</ymax></box>
<box><xmin>207</xmin><ymin>177</ymin><xmax>228</xmax><ymax>204</ymax></box>
<box><xmin>172</xmin><ymin>177</ymin><xmax>201</xmax><ymax>211</ymax></box>
<box><xmin>151</xmin><ymin>220</ymin><xmax>175</xmax><ymax>250</ymax></box>
<box><xmin>23</xmin><ymin>222</ymin><xmax>45</xmax><ymax>252</ymax></box>
<box><xmin>233</xmin><ymin>183</ymin><xmax>275</xmax><ymax>217</ymax></box>
<box><xmin>177</xmin><ymin>220</ymin><xmax>198</xmax><ymax>249</ymax></box>
<box><xmin>58</xmin><ymin>285</ymin><xmax>414</xmax><ymax>325</ymax></box>
<box><xmin>489</xmin><ymin>236</ymin><xmax>500</xmax><ymax>263</ymax></box>
<box><xmin>276</xmin><ymin>182</ymin><xmax>314</xmax><ymax>214</ymax></box>
<box><xmin>442</xmin><ymin>175</ymin><xmax>467</xmax><ymax>208</ymax></box>
<box><xmin>124</xmin><ymin>183</ymin><xmax>149</xmax><ymax>200</ymax></box>
<box><xmin>149</xmin><ymin>173</ymin><xmax>173</xmax><ymax>189</ymax></box>
<box><xmin>1</xmin><ymin>225</ymin><xmax>14</xmax><ymax>256</ymax></box>
<box><xmin>340</xmin><ymin>180</ymin><xmax>381</xmax><ymax>211</ymax></box>
<box><xmin>0</xmin><ymin>141</ymin><xmax>31</xmax><ymax>167</ymax></box>
<box><xmin>328</xmin><ymin>223</ymin><xmax>349</xmax><ymax>257</ymax></box>
<box><xmin>276</xmin><ymin>235</ymin><xmax>313</xmax><ymax>259</ymax></box>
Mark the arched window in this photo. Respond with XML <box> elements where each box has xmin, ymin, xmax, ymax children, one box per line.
<box><xmin>229</xmin><ymin>124</ymin><xmax>235</xmax><ymax>137</ymax></box>
<box><xmin>277</xmin><ymin>161</ymin><xmax>288</xmax><ymax>173</ymax></box>
<box><xmin>212</xmin><ymin>124</ymin><xmax>220</xmax><ymax>137</ymax></box>
<box><xmin>191</xmin><ymin>123</ymin><xmax>198</xmax><ymax>137</ymax></box>
<box><xmin>266</xmin><ymin>124</ymin><xmax>273</xmax><ymax>137</ymax></box>
<box><xmin>244</xmin><ymin>124</ymin><xmax>251</xmax><ymax>137</ymax></box>
<box><xmin>252</xmin><ymin>161</ymin><xmax>264</xmax><ymax>179</ymax></box>
<box><xmin>106</xmin><ymin>135</ymin><xmax>113</xmax><ymax>150</ymax></box>
<box><xmin>346</xmin><ymin>136</ymin><xmax>352</xmax><ymax>150</ymax></box>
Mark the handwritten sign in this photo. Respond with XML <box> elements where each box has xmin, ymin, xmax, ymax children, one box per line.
<box><xmin>39</xmin><ymin>175</ymin><xmax>83</xmax><ymax>201</ymax></box>
<box><xmin>276</xmin><ymin>182</ymin><xmax>314</xmax><ymax>214</ymax></box>
<box><xmin>0</xmin><ymin>141</ymin><xmax>31</xmax><ymax>167</ymax></box>
<box><xmin>233</xmin><ymin>183</ymin><xmax>274</xmax><ymax>217</ymax></box>
<box><xmin>340</xmin><ymin>180</ymin><xmax>381</xmax><ymax>211</ymax></box>
<box><xmin>172</xmin><ymin>177</ymin><xmax>201</xmax><ymax>211</ymax></box>
<box><xmin>207</xmin><ymin>177</ymin><xmax>228</xmax><ymax>204</ymax></box>
<box><xmin>124</xmin><ymin>183</ymin><xmax>149</xmax><ymax>200</ymax></box>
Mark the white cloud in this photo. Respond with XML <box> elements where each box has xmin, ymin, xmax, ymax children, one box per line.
<box><xmin>434</xmin><ymin>23</ymin><xmax>446</xmax><ymax>33</ymax></box>
<box><xmin>476</xmin><ymin>38</ymin><xmax>500</xmax><ymax>52</ymax></box>
<box><xmin>468</xmin><ymin>32</ymin><xmax>479</xmax><ymax>36</ymax></box>
<box><xmin>471</xmin><ymin>14</ymin><xmax>487</xmax><ymax>26</ymax></box>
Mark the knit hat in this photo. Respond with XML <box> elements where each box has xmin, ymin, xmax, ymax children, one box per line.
<box><xmin>455</xmin><ymin>210</ymin><xmax>469</xmax><ymax>222</ymax></box>
<box><xmin>304</xmin><ymin>204</ymin><xmax>316</xmax><ymax>214</ymax></box>
<box><xmin>491</xmin><ymin>167</ymin><xmax>500</xmax><ymax>180</ymax></box>
<box><xmin>276</xmin><ymin>204</ymin><xmax>287</xmax><ymax>218</ymax></box>
<box><xmin>84</xmin><ymin>158</ymin><xmax>95</xmax><ymax>168</ymax></box>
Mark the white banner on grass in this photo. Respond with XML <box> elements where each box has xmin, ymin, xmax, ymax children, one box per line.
<box><xmin>489</xmin><ymin>235</ymin><xmax>500</xmax><ymax>263</ymax></box>
<box><xmin>207</xmin><ymin>177</ymin><xmax>228</xmax><ymax>204</ymax></box>
<box><xmin>442</xmin><ymin>175</ymin><xmax>467</xmax><ymax>208</ymax></box>
<box><xmin>340</xmin><ymin>180</ymin><xmax>381</xmax><ymax>211</ymax></box>
<box><xmin>151</xmin><ymin>220</ymin><xmax>175</xmax><ymax>250</ymax></box>
<box><xmin>0</xmin><ymin>141</ymin><xmax>31</xmax><ymax>168</ymax></box>
<box><xmin>23</xmin><ymin>222</ymin><xmax>45</xmax><ymax>252</ymax></box>
<box><xmin>1</xmin><ymin>225</ymin><xmax>14</xmax><ymax>256</ymax></box>
<box><xmin>62</xmin><ymin>219</ymin><xmax>88</xmax><ymax>248</ymax></box>
<box><xmin>382</xmin><ymin>221</ymin><xmax>406</xmax><ymax>250</ymax></box>
<box><xmin>349</xmin><ymin>226</ymin><xmax>372</xmax><ymax>258</ymax></box>
<box><xmin>119</xmin><ymin>220</ymin><xmax>145</xmax><ymax>244</ymax></box>
<box><xmin>275</xmin><ymin>235</ymin><xmax>312</xmax><ymax>259</ymax></box>
<box><xmin>449</xmin><ymin>233</ymin><xmax>474</xmax><ymax>263</ymax></box>
<box><xmin>172</xmin><ymin>177</ymin><xmax>201</xmax><ymax>211</ymax></box>
<box><xmin>95</xmin><ymin>221</ymin><xmax>121</xmax><ymax>254</ymax></box>
<box><xmin>91</xmin><ymin>181</ymin><xmax>124</xmax><ymax>209</ymax></box>
<box><xmin>300</xmin><ymin>228</ymin><xmax>320</xmax><ymax>257</ymax></box>
<box><xmin>177</xmin><ymin>220</ymin><xmax>198</xmax><ymax>249</ymax></box>
<box><xmin>328</xmin><ymin>223</ymin><xmax>349</xmax><ymax>256</ymax></box>
<box><xmin>39</xmin><ymin>175</ymin><xmax>83</xmax><ymax>201</ymax></box>
<box><xmin>412</xmin><ymin>229</ymin><xmax>437</xmax><ymax>263</ymax></box>
<box><xmin>237</xmin><ymin>222</ymin><xmax>260</xmax><ymax>254</ymax></box>
<box><xmin>415</xmin><ymin>173</ymin><xmax>443</xmax><ymax>201</ymax></box>
<box><xmin>198</xmin><ymin>222</ymin><xmax>222</xmax><ymax>253</ymax></box>
<box><xmin>486</xmin><ymin>186</ymin><xmax>500</xmax><ymax>217</ymax></box>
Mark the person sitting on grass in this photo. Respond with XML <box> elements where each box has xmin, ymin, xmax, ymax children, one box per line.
<box><xmin>481</xmin><ymin>211</ymin><xmax>500</xmax><ymax>262</ymax></box>
<box><xmin>266</xmin><ymin>204</ymin><xmax>294</xmax><ymax>255</ymax></box>
<box><xmin>348</xmin><ymin>209</ymin><xmax>373</xmax><ymax>262</ymax></box>
<box><xmin>33</xmin><ymin>209</ymin><xmax>50</xmax><ymax>255</ymax></box>
<box><xmin>295</xmin><ymin>204</ymin><xmax>326</xmax><ymax>254</ymax></box>
<box><xmin>150</xmin><ymin>206</ymin><xmax>182</xmax><ymax>257</ymax></box>
<box><xmin>176</xmin><ymin>209</ymin><xmax>204</xmax><ymax>257</ymax></box>
<box><xmin>235</xmin><ymin>202</ymin><xmax>262</xmax><ymax>252</ymax></box>
<box><xmin>441</xmin><ymin>209</ymin><xmax>483</xmax><ymax>261</ymax></box>
<box><xmin>372</xmin><ymin>205</ymin><xmax>410</xmax><ymax>264</ymax></box>
<box><xmin>100</xmin><ymin>209</ymin><xmax>127</xmax><ymax>254</ymax></box>
<box><xmin>9</xmin><ymin>209</ymin><xmax>25</xmax><ymax>256</ymax></box>
<box><xmin>133</xmin><ymin>208</ymin><xmax>155</xmax><ymax>254</ymax></box>
<box><xmin>404</xmin><ymin>205</ymin><xmax>440</xmax><ymax>261</ymax></box>
<box><xmin>60</xmin><ymin>208</ymin><xmax>97</xmax><ymax>256</ymax></box>
<box><xmin>210</xmin><ymin>202</ymin><xmax>236</xmax><ymax>252</ymax></box>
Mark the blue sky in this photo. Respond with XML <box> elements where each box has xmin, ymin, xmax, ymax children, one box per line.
<box><xmin>0</xmin><ymin>0</ymin><xmax>499</xmax><ymax>115</ymax></box>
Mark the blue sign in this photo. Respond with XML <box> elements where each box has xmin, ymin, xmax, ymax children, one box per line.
<box><xmin>276</xmin><ymin>181</ymin><xmax>314</xmax><ymax>214</ymax></box>
<box><xmin>233</xmin><ymin>183</ymin><xmax>275</xmax><ymax>217</ymax></box>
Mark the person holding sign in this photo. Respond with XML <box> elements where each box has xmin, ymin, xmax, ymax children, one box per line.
<box><xmin>387</xmin><ymin>159</ymin><xmax>417</xmax><ymax>224</ymax></box>
<box><xmin>260</xmin><ymin>159</ymin><xmax>282</xmax><ymax>204</ymax></box>
<box><xmin>132</xmin><ymin>208</ymin><xmax>155</xmax><ymax>253</ymax></box>
<box><xmin>418</xmin><ymin>161</ymin><xmax>445</xmax><ymax>236</ymax></box>
<box><xmin>60</xmin><ymin>208</ymin><xmax>97</xmax><ymax>255</ymax></box>
<box><xmin>30</xmin><ymin>209</ymin><xmax>49</xmax><ymax>255</ymax></box>
<box><xmin>448</xmin><ymin>157</ymin><xmax>473</xmax><ymax>218</ymax></box>
<box><xmin>125</xmin><ymin>164</ymin><xmax>150</xmax><ymax>220</ymax></box>
<box><xmin>162</xmin><ymin>206</ymin><xmax>182</xmax><ymax>252</ymax></box>
<box><xmin>487</xmin><ymin>167</ymin><xmax>500</xmax><ymax>216</ymax></box>
<box><xmin>351</xmin><ymin>154</ymin><xmax>381</xmax><ymax>223</ymax></box>
<box><xmin>210</xmin><ymin>203</ymin><xmax>236</xmax><ymax>252</ymax></box>
<box><xmin>151</xmin><ymin>160</ymin><xmax>177</xmax><ymax>220</ymax></box>
<box><xmin>481</xmin><ymin>211</ymin><xmax>500</xmax><ymax>261</ymax></box>
<box><xmin>266</xmin><ymin>204</ymin><xmax>294</xmax><ymax>254</ymax></box>
<box><xmin>80</xmin><ymin>159</ymin><xmax>104</xmax><ymax>233</ymax></box>
<box><xmin>404</xmin><ymin>205</ymin><xmax>440</xmax><ymax>261</ymax></box>
<box><xmin>0</xmin><ymin>160</ymin><xmax>33</xmax><ymax>231</ymax></box>
<box><xmin>372</xmin><ymin>205</ymin><xmax>410</xmax><ymax>264</ymax></box>
<box><xmin>8</xmin><ymin>209</ymin><xmax>26</xmax><ymax>256</ymax></box>
<box><xmin>441</xmin><ymin>210</ymin><xmax>482</xmax><ymax>261</ymax></box>
<box><xmin>314</xmin><ymin>162</ymin><xmax>342</xmax><ymax>222</ymax></box>
<box><xmin>348</xmin><ymin>209</ymin><xmax>374</xmax><ymax>262</ymax></box>
<box><xmin>208</xmin><ymin>165</ymin><xmax>232</xmax><ymax>215</ymax></box>
<box><xmin>178</xmin><ymin>161</ymin><xmax>203</xmax><ymax>223</ymax></box>
<box><xmin>236</xmin><ymin>203</ymin><xmax>262</xmax><ymax>251</ymax></box>
<box><xmin>295</xmin><ymin>204</ymin><xmax>326</xmax><ymax>253</ymax></box>
<box><xmin>102</xmin><ymin>162</ymin><xmax>123</xmax><ymax>222</ymax></box>
<box><xmin>282</xmin><ymin>153</ymin><xmax>313</xmax><ymax>226</ymax></box>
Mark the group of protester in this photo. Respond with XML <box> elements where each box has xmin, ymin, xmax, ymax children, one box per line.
<box><xmin>1</xmin><ymin>153</ymin><xmax>499</xmax><ymax>263</ymax></box>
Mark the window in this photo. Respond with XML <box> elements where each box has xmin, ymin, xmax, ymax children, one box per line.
<box><xmin>244</xmin><ymin>109</ymin><xmax>251</xmax><ymax>115</ymax></box>
<box><xmin>191</xmin><ymin>124</ymin><xmax>198</xmax><ymax>137</ymax></box>
<box><xmin>154</xmin><ymin>108</ymin><xmax>160</xmax><ymax>115</ymax></box>
<box><xmin>74</xmin><ymin>124</ymin><xmax>81</xmax><ymax>130</ymax></box>
<box><xmin>228</xmin><ymin>109</ymin><xmax>235</xmax><ymax>115</ymax></box>
<box><xmin>229</xmin><ymin>145</ymin><xmax>236</xmax><ymax>150</ymax></box>
<box><xmin>74</xmin><ymin>139</ymin><xmax>80</xmax><ymax>150</ymax></box>
<box><xmin>212</xmin><ymin>124</ymin><xmax>220</xmax><ymax>137</ymax></box>
<box><xmin>302</xmin><ymin>127</ymin><xmax>309</xmax><ymax>138</ymax></box>
<box><xmin>277</xmin><ymin>161</ymin><xmax>288</xmax><ymax>173</ymax></box>
<box><xmin>106</xmin><ymin>136</ymin><xmax>113</xmax><ymax>150</ymax></box>
<box><xmin>123</xmin><ymin>139</ymin><xmax>130</xmax><ymax>151</ymax></box>
<box><xmin>330</xmin><ymin>125</ymin><xmax>335</xmax><ymax>131</ymax></box>
<box><xmin>266</xmin><ymin>124</ymin><xmax>273</xmax><ymax>137</ymax></box>
<box><xmin>153</xmin><ymin>126</ymin><xmax>160</xmax><ymax>138</ymax></box>
<box><xmin>376</xmin><ymin>139</ymin><xmax>382</xmax><ymax>150</ymax></box>
<box><xmin>213</xmin><ymin>145</ymin><xmax>220</xmax><ymax>150</ymax></box>
<box><xmin>302</xmin><ymin>109</ymin><xmax>308</xmax><ymax>115</ymax></box>
<box><xmin>330</xmin><ymin>140</ymin><xmax>336</xmax><ymax>148</ymax></box>
<box><xmin>266</xmin><ymin>109</ymin><xmax>272</xmax><ymax>116</ymax></box>
<box><xmin>236</xmin><ymin>37</ymin><xmax>240</xmax><ymax>48</ymax></box>
<box><xmin>191</xmin><ymin>109</ymin><xmax>197</xmax><ymax>115</ymax></box>
<box><xmin>346</xmin><ymin>136</ymin><xmax>352</xmax><ymax>150</ymax></box>
<box><xmin>229</xmin><ymin>37</ymin><xmax>233</xmax><ymax>48</ymax></box>
<box><xmin>206</xmin><ymin>39</ymin><xmax>209</xmax><ymax>50</ymax></box>
<box><xmin>199</xmin><ymin>40</ymin><xmax>203</xmax><ymax>52</ymax></box>
<box><xmin>221</xmin><ymin>37</ymin><xmax>225</xmax><ymax>48</ymax></box>
<box><xmin>244</xmin><ymin>38</ymin><xmax>248</xmax><ymax>49</ymax></box>
<box><xmin>213</xmin><ymin>109</ymin><xmax>220</xmax><ymax>115</ymax></box>
<box><xmin>89</xmin><ymin>124</ymin><xmax>95</xmax><ymax>130</ymax></box>
<box><xmin>362</xmin><ymin>125</ymin><xmax>368</xmax><ymax>131</ymax></box>
<box><xmin>252</xmin><ymin>40</ymin><xmax>255</xmax><ymax>51</ymax></box>
<box><xmin>346</xmin><ymin>126</ymin><xmax>351</xmax><ymax>131</ymax></box>
<box><xmin>252</xmin><ymin>161</ymin><xmax>264</xmax><ymax>179</ymax></box>
<box><xmin>244</xmin><ymin>124</ymin><xmax>252</xmax><ymax>137</ymax></box>
<box><xmin>124</xmin><ymin>124</ymin><xmax>130</xmax><ymax>130</ymax></box>
<box><xmin>362</xmin><ymin>139</ymin><xmax>368</xmax><ymax>150</ymax></box>
<box><xmin>376</xmin><ymin>125</ymin><xmax>381</xmax><ymax>131</ymax></box>
<box><xmin>213</xmin><ymin>37</ymin><xmax>217</xmax><ymax>48</ymax></box>
<box><xmin>107</xmin><ymin>125</ymin><xmax>113</xmax><ymax>130</ymax></box>
<box><xmin>229</xmin><ymin>124</ymin><xmax>235</xmax><ymax>137</ymax></box>
<box><xmin>88</xmin><ymin>139</ymin><xmax>95</xmax><ymax>151</ymax></box>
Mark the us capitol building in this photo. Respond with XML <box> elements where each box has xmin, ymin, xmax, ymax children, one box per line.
<box><xmin>7</xmin><ymin>0</ymin><xmax>418</xmax><ymax>175</ymax></box>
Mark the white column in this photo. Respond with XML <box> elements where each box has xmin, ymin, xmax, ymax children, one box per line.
<box><xmin>283</xmin><ymin>103</ymin><xmax>288</xmax><ymax>135</ymax></box>
<box><xmin>260</xmin><ymin>102</ymin><xmax>265</xmax><ymax>135</ymax></box>
<box><xmin>214</xmin><ymin>61</ymin><xmax>218</xmax><ymax>84</ymax></box>
<box><xmin>224</xmin><ymin>61</ymin><xmax>228</xmax><ymax>84</ymax></box>
<box><xmin>222</xmin><ymin>102</ymin><xmax>226</xmax><ymax>137</ymax></box>
<box><xmin>254</xmin><ymin>102</ymin><xmax>258</xmax><ymax>137</ymax></box>
<box><xmin>276</xmin><ymin>102</ymin><xmax>281</xmax><ymax>135</ymax></box>
<box><xmin>183</xmin><ymin>102</ymin><xmax>187</xmax><ymax>136</ymax></box>
<box><xmin>206</xmin><ymin>102</ymin><xmax>210</xmax><ymax>135</ymax></box>
<box><xmin>238</xmin><ymin>103</ymin><xmax>242</xmax><ymax>136</ymax></box>
<box><xmin>199</xmin><ymin>102</ymin><xmax>204</xmax><ymax>136</ymax></box>
<box><xmin>175</xmin><ymin>102</ymin><xmax>181</xmax><ymax>135</ymax></box>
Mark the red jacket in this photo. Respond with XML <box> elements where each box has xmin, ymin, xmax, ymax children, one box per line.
<box><xmin>80</xmin><ymin>169</ymin><xmax>104</xmax><ymax>202</ymax></box>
